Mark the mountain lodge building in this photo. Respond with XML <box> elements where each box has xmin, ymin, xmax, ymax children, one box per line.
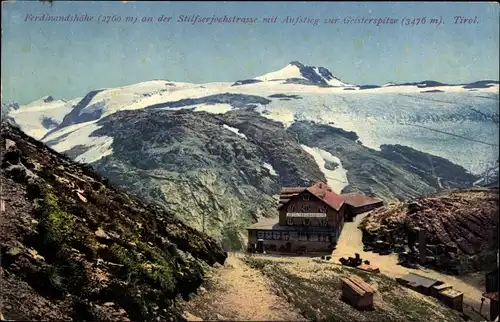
<box><xmin>246</xmin><ymin>182</ymin><xmax>384</xmax><ymax>255</ymax></box>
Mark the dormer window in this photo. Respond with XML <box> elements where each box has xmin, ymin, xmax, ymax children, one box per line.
<box><xmin>301</xmin><ymin>204</ymin><xmax>311</xmax><ymax>212</ymax></box>
<box><xmin>302</xmin><ymin>194</ymin><xmax>310</xmax><ymax>201</ymax></box>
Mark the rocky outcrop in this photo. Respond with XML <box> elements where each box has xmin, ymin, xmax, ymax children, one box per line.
<box><xmin>0</xmin><ymin>122</ymin><xmax>227</xmax><ymax>321</ymax></box>
<box><xmin>359</xmin><ymin>188</ymin><xmax>499</xmax><ymax>274</ymax></box>
<box><xmin>1</xmin><ymin>102</ymin><xmax>20</xmax><ymax>126</ymax></box>
<box><xmin>144</xmin><ymin>93</ymin><xmax>272</xmax><ymax>110</ymax></box>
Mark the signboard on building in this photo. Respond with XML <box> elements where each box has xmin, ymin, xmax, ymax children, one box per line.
<box><xmin>286</xmin><ymin>212</ymin><xmax>327</xmax><ymax>218</ymax></box>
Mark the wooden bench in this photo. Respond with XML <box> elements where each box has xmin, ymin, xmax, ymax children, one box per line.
<box><xmin>341</xmin><ymin>275</ymin><xmax>375</xmax><ymax>309</ymax></box>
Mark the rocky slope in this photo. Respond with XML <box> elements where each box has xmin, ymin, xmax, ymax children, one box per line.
<box><xmin>359</xmin><ymin>188</ymin><xmax>499</xmax><ymax>274</ymax></box>
<box><xmin>1</xmin><ymin>102</ymin><xmax>19</xmax><ymax>125</ymax></box>
<box><xmin>0</xmin><ymin>122</ymin><xmax>227</xmax><ymax>321</ymax></box>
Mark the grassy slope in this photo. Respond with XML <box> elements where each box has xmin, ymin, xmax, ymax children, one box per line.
<box><xmin>243</xmin><ymin>256</ymin><xmax>465</xmax><ymax>322</ymax></box>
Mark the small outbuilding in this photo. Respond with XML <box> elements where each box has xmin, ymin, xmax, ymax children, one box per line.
<box><xmin>430</xmin><ymin>283</ymin><xmax>453</xmax><ymax>299</ymax></box>
<box><xmin>341</xmin><ymin>275</ymin><xmax>375</xmax><ymax>310</ymax></box>
<box><xmin>396</xmin><ymin>273</ymin><xmax>443</xmax><ymax>295</ymax></box>
<box><xmin>438</xmin><ymin>288</ymin><xmax>464</xmax><ymax>311</ymax></box>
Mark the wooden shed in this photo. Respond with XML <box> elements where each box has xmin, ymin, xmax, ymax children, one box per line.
<box><xmin>438</xmin><ymin>288</ymin><xmax>464</xmax><ymax>311</ymax></box>
<box><xmin>430</xmin><ymin>283</ymin><xmax>452</xmax><ymax>299</ymax></box>
<box><xmin>341</xmin><ymin>275</ymin><xmax>375</xmax><ymax>310</ymax></box>
<box><xmin>396</xmin><ymin>273</ymin><xmax>443</xmax><ymax>295</ymax></box>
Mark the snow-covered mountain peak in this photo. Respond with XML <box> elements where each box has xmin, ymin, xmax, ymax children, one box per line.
<box><xmin>289</xmin><ymin>60</ymin><xmax>305</xmax><ymax>68</ymax></box>
<box><xmin>1</xmin><ymin>101</ymin><xmax>20</xmax><ymax>113</ymax></box>
<box><xmin>255</xmin><ymin>63</ymin><xmax>305</xmax><ymax>82</ymax></box>
<box><xmin>251</xmin><ymin>61</ymin><xmax>354</xmax><ymax>88</ymax></box>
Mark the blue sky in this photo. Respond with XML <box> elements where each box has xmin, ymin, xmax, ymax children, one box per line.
<box><xmin>2</xmin><ymin>1</ymin><xmax>499</xmax><ymax>104</ymax></box>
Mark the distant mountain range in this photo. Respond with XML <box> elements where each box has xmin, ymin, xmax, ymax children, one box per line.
<box><xmin>230</xmin><ymin>62</ymin><xmax>499</xmax><ymax>90</ymax></box>
<box><xmin>3</xmin><ymin>61</ymin><xmax>498</xmax><ymax>246</ymax></box>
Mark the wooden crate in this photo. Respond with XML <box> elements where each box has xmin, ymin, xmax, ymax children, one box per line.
<box><xmin>431</xmin><ymin>284</ymin><xmax>452</xmax><ymax>299</ymax></box>
<box><xmin>438</xmin><ymin>288</ymin><xmax>464</xmax><ymax>311</ymax></box>
<box><xmin>358</xmin><ymin>264</ymin><xmax>380</xmax><ymax>274</ymax></box>
<box><xmin>341</xmin><ymin>275</ymin><xmax>375</xmax><ymax>309</ymax></box>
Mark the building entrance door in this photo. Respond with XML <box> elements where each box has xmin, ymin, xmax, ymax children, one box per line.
<box><xmin>257</xmin><ymin>239</ymin><xmax>264</xmax><ymax>253</ymax></box>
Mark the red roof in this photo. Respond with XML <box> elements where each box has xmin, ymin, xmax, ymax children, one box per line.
<box><xmin>277</xmin><ymin>182</ymin><xmax>383</xmax><ymax>212</ymax></box>
<box><xmin>340</xmin><ymin>192</ymin><xmax>383</xmax><ymax>208</ymax></box>
<box><xmin>483</xmin><ymin>292</ymin><xmax>499</xmax><ymax>301</ymax></box>
<box><xmin>307</xmin><ymin>182</ymin><xmax>345</xmax><ymax>211</ymax></box>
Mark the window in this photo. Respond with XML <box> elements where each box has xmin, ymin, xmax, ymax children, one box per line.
<box><xmin>302</xmin><ymin>193</ymin><xmax>310</xmax><ymax>201</ymax></box>
<box><xmin>303</xmin><ymin>218</ymin><xmax>311</xmax><ymax>226</ymax></box>
<box><xmin>287</xmin><ymin>204</ymin><xmax>296</xmax><ymax>212</ymax></box>
<box><xmin>286</xmin><ymin>217</ymin><xmax>295</xmax><ymax>225</ymax></box>
<box><xmin>318</xmin><ymin>206</ymin><xmax>327</xmax><ymax>213</ymax></box>
<box><xmin>301</xmin><ymin>204</ymin><xmax>311</xmax><ymax>212</ymax></box>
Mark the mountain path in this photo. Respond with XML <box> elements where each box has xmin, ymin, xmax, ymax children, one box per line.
<box><xmin>182</xmin><ymin>253</ymin><xmax>306</xmax><ymax>321</ymax></box>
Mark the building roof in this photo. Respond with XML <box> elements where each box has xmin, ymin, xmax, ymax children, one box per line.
<box><xmin>439</xmin><ymin>288</ymin><xmax>463</xmax><ymax>299</ymax></box>
<box><xmin>341</xmin><ymin>275</ymin><xmax>375</xmax><ymax>295</ymax></box>
<box><xmin>278</xmin><ymin>187</ymin><xmax>307</xmax><ymax>205</ymax></box>
<box><xmin>483</xmin><ymin>292</ymin><xmax>499</xmax><ymax>301</ymax></box>
<box><xmin>340</xmin><ymin>192</ymin><xmax>384</xmax><ymax>208</ymax></box>
<box><xmin>247</xmin><ymin>217</ymin><xmax>279</xmax><ymax>229</ymax></box>
<box><xmin>277</xmin><ymin>183</ymin><xmax>384</xmax><ymax>212</ymax></box>
<box><xmin>397</xmin><ymin>273</ymin><xmax>442</xmax><ymax>289</ymax></box>
<box><xmin>307</xmin><ymin>182</ymin><xmax>345</xmax><ymax>211</ymax></box>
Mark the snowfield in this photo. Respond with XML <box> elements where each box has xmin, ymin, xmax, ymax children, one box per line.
<box><xmin>223</xmin><ymin>124</ymin><xmax>247</xmax><ymax>139</ymax></box>
<box><xmin>8</xmin><ymin>96</ymin><xmax>81</xmax><ymax>140</ymax></box>
<box><xmin>300</xmin><ymin>145</ymin><xmax>349</xmax><ymax>193</ymax></box>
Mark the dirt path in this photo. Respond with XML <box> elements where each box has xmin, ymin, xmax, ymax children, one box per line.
<box><xmin>332</xmin><ymin>213</ymin><xmax>490</xmax><ymax>318</ymax></box>
<box><xmin>182</xmin><ymin>253</ymin><xmax>306</xmax><ymax>321</ymax></box>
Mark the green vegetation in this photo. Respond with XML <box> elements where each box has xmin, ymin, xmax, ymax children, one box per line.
<box><xmin>36</xmin><ymin>187</ymin><xmax>77</xmax><ymax>246</ymax></box>
<box><xmin>220</xmin><ymin>220</ymin><xmax>249</xmax><ymax>251</ymax></box>
<box><xmin>1</xmin><ymin>122</ymin><xmax>227</xmax><ymax>321</ymax></box>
